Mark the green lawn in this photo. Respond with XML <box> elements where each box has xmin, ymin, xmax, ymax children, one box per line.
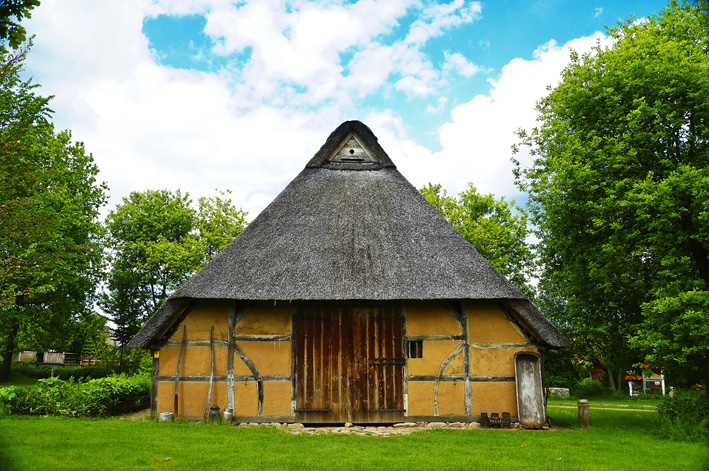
<box><xmin>1</xmin><ymin>407</ymin><xmax>706</xmax><ymax>471</ymax></box>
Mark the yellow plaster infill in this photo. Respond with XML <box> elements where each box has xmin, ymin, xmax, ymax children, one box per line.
<box><xmin>468</xmin><ymin>301</ymin><xmax>526</xmax><ymax>343</ymax></box>
<box><xmin>160</xmin><ymin>345</ymin><xmax>229</xmax><ymax>377</ymax></box>
<box><xmin>407</xmin><ymin>381</ymin><xmax>434</xmax><ymax>416</ymax></box>
<box><xmin>471</xmin><ymin>382</ymin><xmax>518</xmax><ymax>416</ymax></box>
<box><xmin>156</xmin><ymin>381</ymin><xmax>229</xmax><ymax>418</ymax></box>
<box><xmin>234</xmin><ymin>340</ymin><xmax>291</xmax><ymax>376</ymax></box>
<box><xmin>407</xmin><ymin>380</ymin><xmax>466</xmax><ymax>417</ymax></box>
<box><xmin>437</xmin><ymin>381</ymin><xmax>466</xmax><ymax>416</ymax></box>
<box><xmin>235</xmin><ymin>302</ymin><xmax>292</xmax><ymax>336</ymax></box>
<box><xmin>407</xmin><ymin>340</ymin><xmax>463</xmax><ymax>376</ymax></box>
<box><xmin>235</xmin><ymin>381</ymin><xmax>259</xmax><ymax>417</ymax></box>
<box><xmin>262</xmin><ymin>381</ymin><xmax>292</xmax><ymax>417</ymax></box>
<box><xmin>469</xmin><ymin>347</ymin><xmax>520</xmax><ymax>376</ymax></box>
<box><xmin>168</xmin><ymin>299</ymin><xmax>231</xmax><ymax>342</ymax></box>
<box><xmin>406</xmin><ymin>302</ymin><xmax>462</xmax><ymax>336</ymax></box>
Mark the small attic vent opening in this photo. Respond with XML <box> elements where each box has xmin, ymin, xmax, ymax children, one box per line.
<box><xmin>328</xmin><ymin>133</ymin><xmax>376</xmax><ymax>163</ymax></box>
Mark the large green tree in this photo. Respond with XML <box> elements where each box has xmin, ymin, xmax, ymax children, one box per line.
<box><xmin>514</xmin><ymin>1</ymin><xmax>709</xmax><ymax>390</ymax></box>
<box><xmin>103</xmin><ymin>189</ymin><xmax>247</xmax><ymax>346</ymax></box>
<box><xmin>0</xmin><ymin>46</ymin><xmax>107</xmax><ymax>378</ymax></box>
<box><xmin>420</xmin><ymin>183</ymin><xmax>535</xmax><ymax>294</ymax></box>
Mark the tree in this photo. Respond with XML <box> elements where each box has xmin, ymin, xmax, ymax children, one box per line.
<box><xmin>420</xmin><ymin>183</ymin><xmax>535</xmax><ymax>294</ymax></box>
<box><xmin>514</xmin><ymin>1</ymin><xmax>709</xmax><ymax>391</ymax></box>
<box><xmin>0</xmin><ymin>0</ymin><xmax>41</xmax><ymax>53</ymax></box>
<box><xmin>103</xmin><ymin>189</ymin><xmax>247</xmax><ymax>347</ymax></box>
<box><xmin>0</xmin><ymin>46</ymin><xmax>107</xmax><ymax>378</ymax></box>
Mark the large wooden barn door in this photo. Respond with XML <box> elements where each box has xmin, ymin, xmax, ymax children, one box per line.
<box><xmin>294</xmin><ymin>305</ymin><xmax>404</xmax><ymax>424</ymax></box>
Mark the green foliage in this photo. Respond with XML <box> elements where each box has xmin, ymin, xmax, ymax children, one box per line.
<box><xmin>656</xmin><ymin>390</ymin><xmax>709</xmax><ymax>442</ymax></box>
<box><xmin>514</xmin><ymin>1</ymin><xmax>709</xmax><ymax>390</ymax></box>
<box><xmin>571</xmin><ymin>379</ymin><xmax>610</xmax><ymax>399</ymax></box>
<box><xmin>10</xmin><ymin>363</ymin><xmax>112</xmax><ymax>381</ymax></box>
<box><xmin>543</xmin><ymin>347</ymin><xmax>581</xmax><ymax>389</ymax></box>
<box><xmin>0</xmin><ymin>384</ymin><xmax>17</xmax><ymax>415</ymax></box>
<box><xmin>0</xmin><ymin>0</ymin><xmax>40</xmax><ymax>53</ymax></box>
<box><xmin>0</xmin><ymin>46</ymin><xmax>108</xmax><ymax>379</ymax></box>
<box><xmin>97</xmin><ymin>348</ymin><xmax>152</xmax><ymax>376</ymax></box>
<box><xmin>419</xmin><ymin>183</ymin><xmax>534</xmax><ymax>293</ymax></box>
<box><xmin>633</xmin><ymin>291</ymin><xmax>709</xmax><ymax>389</ymax></box>
<box><xmin>102</xmin><ymin>190</ymin><xmax>247</xmax><ymax>346</ymax></box>
<box><xmin>4</xmin><ymin>374</ymin><xmax>150</xmax><ymax>417</ymax></box>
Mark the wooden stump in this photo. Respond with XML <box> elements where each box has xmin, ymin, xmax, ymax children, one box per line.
<box><xmin>578</xmin><ymin>399</ymin><xmax>590</xmax><ymax>429</ymax></box>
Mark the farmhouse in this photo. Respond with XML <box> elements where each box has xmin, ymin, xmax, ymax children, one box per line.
<box><xmin>129</xmin><ymin>120</ymin><xmax>567</xmax><ymax>427</ymax></box>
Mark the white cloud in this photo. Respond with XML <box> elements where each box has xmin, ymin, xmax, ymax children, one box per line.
<box><xmin>406</xmin><ymin>0</ymin><xmax>482</xmax><ymax>45</ymax></box>
<box><xmin>23</xmin><ymin>0</ymin><xmax>337</xmax><ymax>218</ymax></box>
<box><xmin>594</xmin><ymin>7</ymin><xmax>604</xmax><ymax>18</ymax></box>
<box><xmin>443</xmin><ymin>52</ymin><xmax>486</xmax><ymax>77</ymax></box>
<box><xmin>427</xmin><ymin>97</ymin><xmax>448</xmax><ymax>114</ymax></box>
<box><xmin>202</xmin><ymin>0</ymin><xmax>413</xmax><ymax>104</ymax></box>
<box><xmin>427</xmin><ymin>33</ymin><xmax>612</xmax><ymax>199</ymax></box>
<box><xmin>21</xmin><ymin>0</ymin><xmax>615</xmax><ymax>224</ymax></box>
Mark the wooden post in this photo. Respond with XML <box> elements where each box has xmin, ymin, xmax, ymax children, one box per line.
<box><xmin>174</xmin><ymin>325</ymin><xmax>187</xmax><ymax>418</ymax></box>
<box><xmin>151</xmin><ymin>350</ymin><xmax>159</xmax><ymax>419</ymax></box>
<box><xmin>578</xmin><ymin>399</ymin><xmax>590</xmax><ymax>429</ymax></box>
<box><xmin>204</xmin><ymin>326</ymin><xmax>215</xmax><ymax>420</ymax></box>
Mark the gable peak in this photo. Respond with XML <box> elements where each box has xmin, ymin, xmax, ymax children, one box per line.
<box><xmin>306</xmin><ymin>120</ymin><xmax>395</xmax><ymax>170</ymax></box>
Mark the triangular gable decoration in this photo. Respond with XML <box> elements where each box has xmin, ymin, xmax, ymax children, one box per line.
<box><xmin>328</xmin><ymin>133</ymin><xmax>376</xmax><ymax>163</ymax></box>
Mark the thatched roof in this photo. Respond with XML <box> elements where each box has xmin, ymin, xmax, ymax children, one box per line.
<box><xmin>130</xmin><ymin>121</ymin><xmax>567</xmax><ymax>348</ymax></box>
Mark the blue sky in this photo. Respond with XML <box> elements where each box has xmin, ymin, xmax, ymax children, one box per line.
<box><xmin>22</xmin><ymin>0</ymin><xmax>669</xmax><ymax>218</ymax></box>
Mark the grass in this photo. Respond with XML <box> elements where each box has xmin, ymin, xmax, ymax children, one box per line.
<box><xmin>1</xmin><ymin>407</ymin><xmax>707</xmax><ymax>471</ymax></box>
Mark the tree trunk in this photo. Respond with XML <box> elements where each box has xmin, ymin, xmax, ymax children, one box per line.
<box><xmin>606</xmin><ymin>366</ymin><xmax>618</xmax><ymax>393</ymax></box>
<box><xmin>1</xmin><ymin>319</ymin><xmax>20</xmax><ymax>380</ymax></box>
<box><xmin>2</xmin><ymin>296</ymin><xmax>25</xmax><ymax>380</ymax></box>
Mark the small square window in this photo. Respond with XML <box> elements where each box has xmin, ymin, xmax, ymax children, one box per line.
<box><xmin>407</xmin><ymin>340</ymin><xmax>423</xmax><ymax>358</ymax></box>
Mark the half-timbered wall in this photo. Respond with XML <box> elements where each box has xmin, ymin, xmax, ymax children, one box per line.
<box><xmin>154</xmin><ymin>300</ymin><xmax>293</xmax><ymax>421</ymax></box>
<box><xmin>153</xmin><ymin>299</ymin><xmax>538</xmax><ymax>423</ymax></box>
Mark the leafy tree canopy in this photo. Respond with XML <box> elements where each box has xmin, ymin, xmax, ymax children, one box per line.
<box><xmin>514</xmin><ymin>1</ymin><xmax>709</xmax><ymax>390</ymax></box>
<box><xmin>102</xmin><ymin>189</ymin><xmax>247</xmax><ymax>346</ymax></box>
<box><xmin>420</xmin><ymin>183</ymin><xmax>535</xmax><ymax>294</ymax></box>
<box><xmin>0</xmin><ymin>0</ymin><xmax>40</xmax><ymax>54</ymax></box>
<box><xmin>0</xmin><ymin>46</ymin><xmax>107</xmax><ymax>379</ymax></box>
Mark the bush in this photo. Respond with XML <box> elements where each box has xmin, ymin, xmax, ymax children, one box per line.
<box><xmin>656</xmin><ymin>390</ymin><xmax>709</xmax><ymax>442</ymax></box>
<box><xmin>571</xmin><ymin>379</ymin><xmax>609</xmax><ymax>398</ymax></box>
<box><xmin>4</xmin><ymin>374</ymin><xmax>150</xmax><ymax>417</ymax></box>
<box><xmin>53</xmin><ymin>366</ymin><xmax>113</xmax><ymax>381</ymax></box>
<box><xmin>10</xmin><ymin>363</ymin><xmax>113</xmax><ymax>381</ymax></box>
<box><xmin>99</xmin><ymin>348</ymin><xmax>151</xmax><ymax>375</ymax></box>
<box><xmin>10</xmin><ymin>363</ymin><xmax>52</xmax><ymax>379</ymax></box>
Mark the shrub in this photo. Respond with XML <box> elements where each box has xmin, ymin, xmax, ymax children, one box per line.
<box><xmin>99</xmin><ymin>348</ymin><xmax>151</xmax><ymax>375</ymax></box>
<box><xmin>10</xmin><ymin>363</ymin><xmax>52</xmax><ymax>379</ymax></box>
<box><xmin>53</xmin><ymin>366</ymin><xmax>113</xmax><ymax>381</ymax></box>
<box><xmin>5</xmin><ymin>374</ymin><xmax>150</xmax><ymax>417</ymax></box>
<box><xmin>571</xmin><ymin>379</ymin><xmax>609</xmax><ymax>398</ymax></box>
<box><xmin>9</xmin><ymin>364</ymin><xmax>113</xmax><ymax>381</ymax></box>
<box><xmin>656</xmin><ymin>390</ymin><xmax>709</xmax><ymax>442</ymax></box>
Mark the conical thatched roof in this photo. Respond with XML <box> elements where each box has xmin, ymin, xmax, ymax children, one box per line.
<box><xmin>130</xmin><ymin>121</ymin><xmax>567</xmax><ymax>348</ymax></box>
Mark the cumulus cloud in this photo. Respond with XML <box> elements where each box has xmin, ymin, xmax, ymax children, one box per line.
<box><xmin>443</xmin><ymin>52</ymin><xmax>486</xmax><ymax>77</ymax></box>
<box><xmin>428</xmin><ymin>33</ymin><xmax>612</xmax><ymax>199</ymax></box>
<box><xmin>427</xmin><ymin>97</ymin><xmax>448</xmax><ymax>114</ymax></box>
<box><xmin>21</xmin><ymin>0</ymin><xmax>612</xmax><ymax>222</ymax></box>
<box><xmin>406</xmin><ymin>0</ymin><xmax>482</xmax><ymax>45</ymax></box>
